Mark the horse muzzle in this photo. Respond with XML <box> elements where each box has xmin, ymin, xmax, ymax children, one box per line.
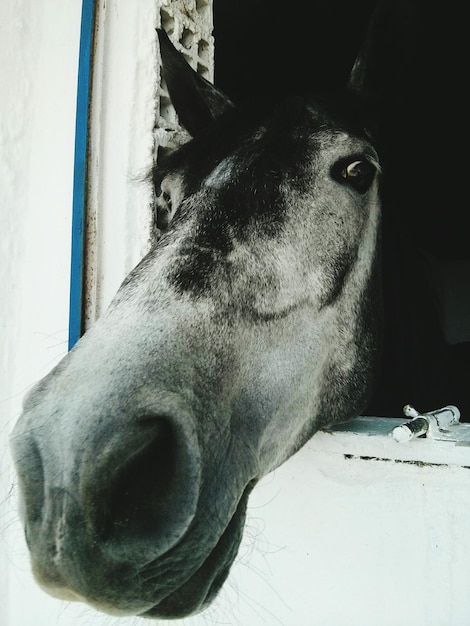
<box><xmin>11</xmin><ymin>400</ymin><xmax>210</xmax><ymax>614</ymax></box>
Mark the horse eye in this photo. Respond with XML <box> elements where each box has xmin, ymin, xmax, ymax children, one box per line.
<box><xmin>334</xmin><ymin>159</ymin><xmax>376</xmax><ymax>193</ymax></box>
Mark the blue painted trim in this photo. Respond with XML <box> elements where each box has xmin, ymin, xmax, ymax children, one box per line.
<box><xmin>68</xmin><ymin>0</ymin><xmax>95</xmax><ymax>350</ymax></box>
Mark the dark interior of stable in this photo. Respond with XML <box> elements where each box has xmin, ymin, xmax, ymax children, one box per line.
<box><xmin>213</xmin><ymin>0</ymin><xmax>470</xmax><ymax>418</ymax></box>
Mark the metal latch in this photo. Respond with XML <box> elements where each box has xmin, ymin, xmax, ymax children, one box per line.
<box><xmin>392</xmin><ymin>404</ymin><xmax>468</xmax><ymax>443</ymax></box>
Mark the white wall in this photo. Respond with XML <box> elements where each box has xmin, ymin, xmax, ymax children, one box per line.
<box><xmin>2</xmin><ymin>2</ymin><xmax>470</xmax><ymax>626</ymax></box>
<box><xmin>0</xmin><ymin>0</ymin><xmax>79</xmax><ymax>401</ymax></box>
<box><xmin>0</xmin><ymin>1</ymin><xmax>81</xmax><ymax>623</ymax></box>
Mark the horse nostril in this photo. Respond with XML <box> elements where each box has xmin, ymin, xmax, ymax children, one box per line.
<box><xmin>109</xmin><ymin>418</ymin><xmax>173</xmax><ymax>537</ymax></box>
<box><xmin>89</xmin><ymin>416</ymin><xmax>195</xmax><ymax>555</ymax></box>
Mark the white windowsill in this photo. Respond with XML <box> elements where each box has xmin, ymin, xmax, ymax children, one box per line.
<box><xmin>314</xmin><ymin>416</ymin><xmax>470</xmax><ymax>467</ymax></box>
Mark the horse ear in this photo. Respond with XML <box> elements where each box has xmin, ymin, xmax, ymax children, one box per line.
<box><xmin>347</xmin><ymin>0</ymin><xmax>422</xmax><ymax>114</ymax></box>
<box><xmin>157</xmin><ymin>29</ymin><xmax>234</xmax><ymax>137</ymax></box>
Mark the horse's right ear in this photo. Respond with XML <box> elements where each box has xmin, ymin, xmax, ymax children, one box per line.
<box><xmin>157</xmin><ymin>29</ymin><xmax>234</xmax><ymax>137</ymax></box>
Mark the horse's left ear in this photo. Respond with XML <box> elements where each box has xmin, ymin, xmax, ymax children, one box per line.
<box><xmin>157</xmin><ymin>29</ymin><xmax>234</xmax><ymax>137</ymax></box>
<box><xmin>346</xmin><ymin>0</ymin><xmax>422</xmax><ymax>117</ymax></box>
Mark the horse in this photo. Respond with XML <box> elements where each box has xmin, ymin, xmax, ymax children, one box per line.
<box><xmin>10</xmin><ymin>27</ymin><xmax>382</xmax><ymax>619</ymax></box>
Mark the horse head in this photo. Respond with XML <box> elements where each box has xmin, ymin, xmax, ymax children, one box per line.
<box><xmin>10</xmin><ymin>29</ymin><xmax>382</xmax><ymax>618</ymax></box>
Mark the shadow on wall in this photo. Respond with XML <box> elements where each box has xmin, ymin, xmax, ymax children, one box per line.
<box><xmin>214</xmin><ymin>0</ymin><xmax>470</xmax><ymax>419</ymax></box>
